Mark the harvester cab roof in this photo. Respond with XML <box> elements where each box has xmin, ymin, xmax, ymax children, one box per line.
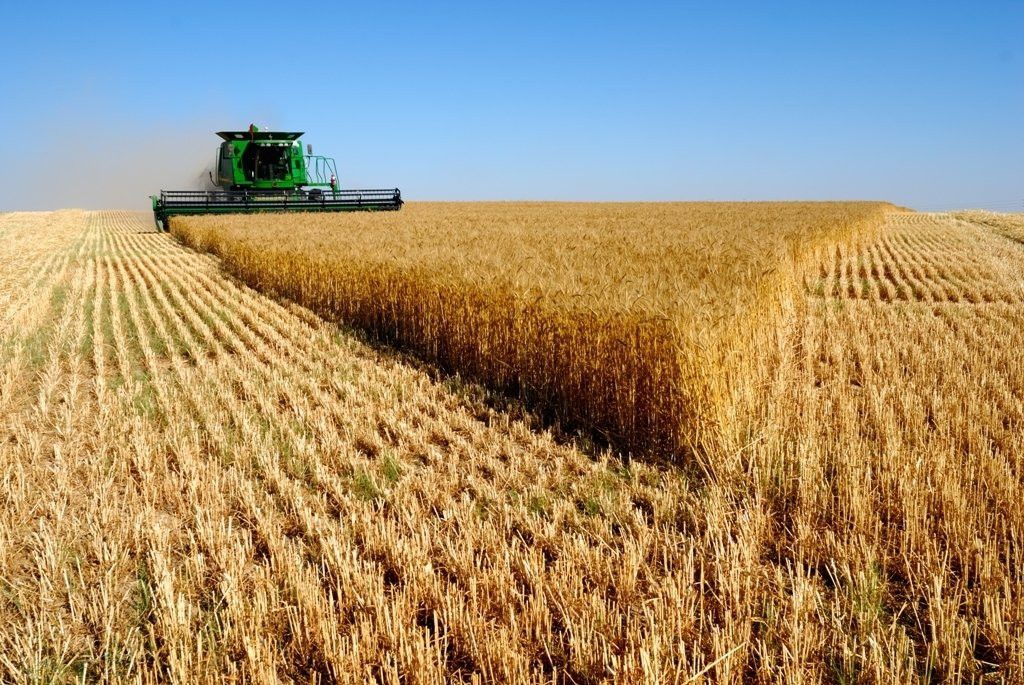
<box><xmin>215</xmin><ymin>130</ymin><xmax>303</xmax><ymax>141</ymax></box>
<box><xmin>150</xmin><ymin>126</ymin><xmax>402</xmax><ymax>231</ymax></box>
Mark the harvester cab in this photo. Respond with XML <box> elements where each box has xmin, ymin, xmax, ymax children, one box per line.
<box><xmin>151</xmin><ymin>125</ymin><xmax>402</xmax><ymax>231</ymax></box>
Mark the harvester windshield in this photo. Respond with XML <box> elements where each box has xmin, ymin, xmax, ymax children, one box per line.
<box><xmin>242</xmin><ymin>144</ymin><xmax>292</xmax><ymax>183</ymax></box>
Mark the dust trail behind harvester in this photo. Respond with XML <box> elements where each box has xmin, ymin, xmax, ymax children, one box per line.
<box><xmin>0</xmin><ymin>116</ymin><xmax>236</xmax><ymax>211</ymax></box>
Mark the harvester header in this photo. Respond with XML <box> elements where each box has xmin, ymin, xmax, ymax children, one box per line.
<box><xmin>151</xmin><ymin>125</ymin><xmax>402</xmax><ymax>230</ymax></box>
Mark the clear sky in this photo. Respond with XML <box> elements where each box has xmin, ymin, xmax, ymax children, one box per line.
<box><xmin>1</xmin><ymin>1</ymin><xmax>1021</xmax><ymax>211</ymax></box>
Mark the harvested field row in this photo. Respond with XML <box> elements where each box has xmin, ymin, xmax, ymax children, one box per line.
<box><xmin>1</xmin><ymin>209</ymin><xmax>1021</xmax><ymax>681</ymax></box>
<box><xmin>952</xmin><ymin>210</ymin><xmax>1024</xmax><ymax>244</ymax></box>
<box><xmin>0</xmin><ymin>210</ymin><xmax>757</xmax><ymax>682</ymax></box>
<box><xmin>172</xmin><ymin>202</ymin><xmax>895</xmax><ymax>457</ymax></box>
<box><xmin>761</xmin><ymin>211</ymin><xmax>1024</xmax><ymax>679</ymax></box>
<box><xmin>809</xmin><ymin>212</ymin><xmax>1024</xmax><ymax>303</ymax></box>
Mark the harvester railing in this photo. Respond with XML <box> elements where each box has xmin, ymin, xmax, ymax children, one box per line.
<box><xmin>305</xmin><ymin>155</ymin><xmax>340</xmax><ymax>186</ymax></box>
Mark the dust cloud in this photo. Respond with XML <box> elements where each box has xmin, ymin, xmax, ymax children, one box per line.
<box><xmin>0</xmin><ymin>118</ymin><xmax>231</xmax><ymax>211</ymax></box>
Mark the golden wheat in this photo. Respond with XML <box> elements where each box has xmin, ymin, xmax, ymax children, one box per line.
<box><xmin>173</xmin><ymin>202</ymin><xmax>894</xmax><ymax>457</ymax></box>
<box><xmin>0</xmin><ymin>208</ymin><xmax>1020</xmax><ymax>682</ymax></box>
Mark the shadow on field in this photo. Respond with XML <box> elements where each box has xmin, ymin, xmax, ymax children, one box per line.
<box><xmin>347</xmin><ymin>321</ymin><xmax>701</xmax><ymax>482</ymax></box>
<box><xmin>208</xmin><ymin>261</ymin><xmax>697</xmax><ymax>476</ymax></box>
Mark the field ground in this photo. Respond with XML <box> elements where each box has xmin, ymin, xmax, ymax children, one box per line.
<box><xmin>0</xmin><ymin>208</ymin><xmax>1021</xmax><ymax>682</ymax></box>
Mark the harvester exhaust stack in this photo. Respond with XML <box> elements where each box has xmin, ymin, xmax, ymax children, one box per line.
<box><xmin>151</xmin><ymin>126</ymin><xmax>402</xmax><ymax>230</ymax></box>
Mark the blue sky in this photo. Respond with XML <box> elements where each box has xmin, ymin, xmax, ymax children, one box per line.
<box><xmin>1</xmin><ymin>1</ymin><xmax>1021</xmax><ymax>210</ymax></box>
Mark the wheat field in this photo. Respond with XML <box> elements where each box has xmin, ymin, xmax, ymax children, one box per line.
<box><xmin>0</xmin><ymin>208</ymin><xmax>1021</xmax><ymax>682</ymax></box>
<box><xmin>172</xmin><ymin>202</ymin><xmax>894</xmax><ymax>458</ymax></box>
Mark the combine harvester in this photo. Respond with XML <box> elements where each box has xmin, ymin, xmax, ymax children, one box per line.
<box><xmin>151</xmin><ymin>125</ymin><xmax>402</xmax><ymax>230</ymax></box>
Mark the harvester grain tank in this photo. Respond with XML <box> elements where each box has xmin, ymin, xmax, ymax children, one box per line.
<box><xmin>151</xmin><ymin>125</ymin><xmax>401</xmax><ymax>230</ymax></box>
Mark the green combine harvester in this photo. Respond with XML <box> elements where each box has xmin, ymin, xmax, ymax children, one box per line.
<box><xmin>151</xmin><ymin>125</ymin><xmax>402</xmax><ymax>230</ymax></box>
